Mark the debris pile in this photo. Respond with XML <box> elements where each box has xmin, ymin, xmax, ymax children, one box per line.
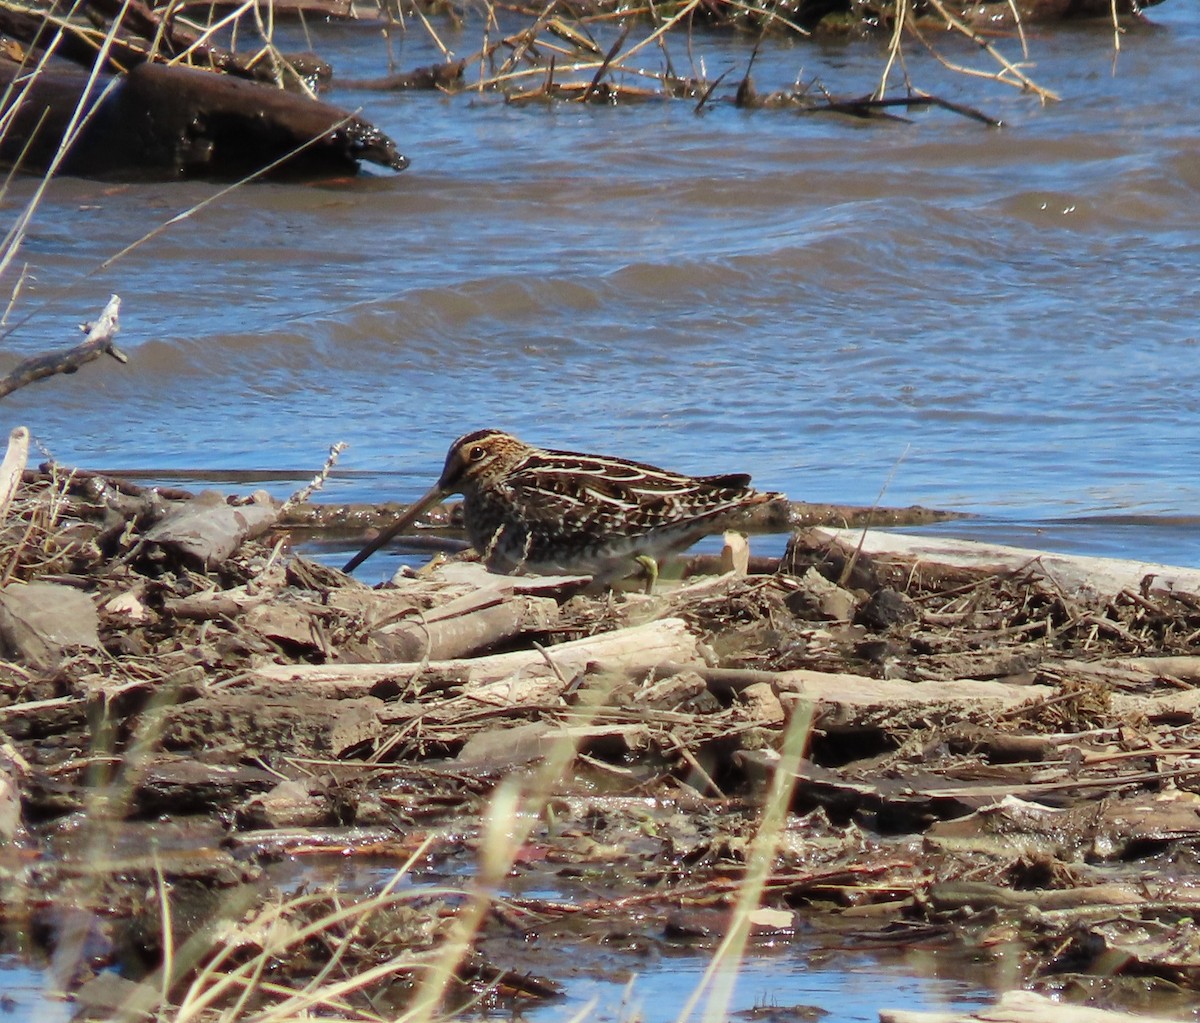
<box><xmin>3</xmin><ymin>458</ymin><xmax>1200</xmax><ymax>1021</ymax></box>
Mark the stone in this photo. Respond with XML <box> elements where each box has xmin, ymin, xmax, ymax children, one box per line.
<box><xmin>0</xmin><ymin>581</ymin><xmax>100</xmax><ymax>668</ymax></box>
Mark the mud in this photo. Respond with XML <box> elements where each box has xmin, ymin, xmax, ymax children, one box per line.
<box><xmin>2</xmin><ymin>464</ymin><xmax>1200</xmax><ymax>1021</ymax></box>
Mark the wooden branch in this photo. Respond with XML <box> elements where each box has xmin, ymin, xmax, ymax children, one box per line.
<box><xmin>252</xmin><ymin>617</ymin><xmax>703</xmax><ymax>696</ymax></box>
<box><xmin>0</xmin><ymin>295</ymin><xmax>125</xmax><ymax>400</ymax></box>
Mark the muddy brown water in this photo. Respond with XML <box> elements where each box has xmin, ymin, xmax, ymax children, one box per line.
<box><xmin>2</xmin><ymin>3</ymin><xmax>1200</xmax><ymax>1019</ymax></box>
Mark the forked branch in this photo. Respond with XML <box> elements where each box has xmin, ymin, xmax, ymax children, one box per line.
<box><xmin>0</xmin><ymin>294</ymin><xmax>125</xmax><ymax>399</ymax></box>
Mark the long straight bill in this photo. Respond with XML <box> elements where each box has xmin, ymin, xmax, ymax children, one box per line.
<box><xmin>342</xmin><ymin>486</ymin><xmax>448</xmax><ymax>574</ymax></box>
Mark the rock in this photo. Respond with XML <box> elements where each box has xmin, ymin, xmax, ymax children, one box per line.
<box><xmin>739</xmin><ymin>681</ymin><xmax>785</xmax><ymax>725</ymax></box>
<box><xmin>144</xmin><ymin>491</ymin><xmax>278</xmax><ymax>569</ymax></box>
<box><xmin>783</xmin><ymin>567</ymin><xmax>858</xmax><ymax>621</ymax></box>
<box><xmin>0</xmin><ymin>581</ymin><xmax>100</xmax><ymax>668</ymax></box>
<box><xmin>237</xmin><ymin>778</ymin><xmax>338</xmax><ymax>830</ymax></box>
<box><xmin>854</xmin><ymin>588</ymin><xmax>918</xmax><ymax>631</ymax></box>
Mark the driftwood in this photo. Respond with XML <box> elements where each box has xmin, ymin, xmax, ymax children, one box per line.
<box><xmin>143</xmin><ymin>491</ymin><xmax>279</xmax><ymax>569</ymax></box>
<box><xmin>359</xmin><ymin>588</ymin><xmax>561</xmax><ymax>662</ymax></box>
<box><xmin>800</xmin><ymin>527</ymin><xmax>1200</xmax><ymax>598</ymax></box>
<box><xmin>0</xmin><ymin>296</ymin><xmax>124</xmax><ymax>399</ymax></box>
<box><xmin>775</xmin><ymin>669</ymin><xmax>1056</xmax><ymax>733</ymax></box>
<box><xmin>0</xmin><ymin>427</ymin><xmax>28</xmax><ymax>517</ymax></box>
<box><xmin>0</xmin><ymin>58</ymin><xmax>407</xmax><ymax>181</ymax></box>
<box><xmin>254</xmin><ymin>616</ymin><xmax>703</xmax><ymax>694</ymax></box>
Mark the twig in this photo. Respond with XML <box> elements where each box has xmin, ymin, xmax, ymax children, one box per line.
<box><xmin>820</xmin><ymin>93</ymin><xmax>1000</xmax><ymax>127</ymax></box>
<box><xmin>839</xmin><ymin>444</ymin><xmax>908</xmax><ymax>588</ymax></box>
<box><xmin>579</xmin><ymin>21</ymin><xmax>631</xmax><ymax>103</ymax></box>
<box><xmin>910</xmin><ymin>0</ymin><xmax>1059</xmax><ymax>103</ymax></box>
<box><xmin>0</xmin><ymin>295</ymin><xmax>125</xmax><ymax>400</ymax></box>
<box><xmin>693</xmin><ymin>66</ymin><xmax>730</xmax><ymax>113</ymax></box>
<box><xmin>279</xmin><ymin>441</ymin><xmax>348</xmax><ymax>514</ymax></box>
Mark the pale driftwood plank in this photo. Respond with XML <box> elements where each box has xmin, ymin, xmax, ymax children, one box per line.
<box><xmin>815</xmin><ymin>527</ymin><xmax>1200</xmax><ymax>598</ymax></box>
<box><xmin>0</xmin><ymin>427</ymin><xmax>29</xmax><ymax>518</ymax></box>
<box><xmin>776</xmin><ymin>669</ymin><xmax>1055</xmax><ymax>728</ymax></box>
<box><xmin>253</xmin><ymin>617</ymin><xmax>702</xmax><ymax>694</ymax></box>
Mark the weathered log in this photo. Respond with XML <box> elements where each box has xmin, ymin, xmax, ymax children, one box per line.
<box><xmin>253</xmin><ymin>617</ymin><xmax>703</xmax><ymax>695</ymax></box>
<box><xmin>359</xmin><ymin>589</ymin><xmax>561</xmax><ymax>662</ymax></box>
<box><xmin>0</xmin><ymin>60</ymin><xmax>407</xmax><ymax>180</ymax></box>
<box><xmin>0</xmin><ymin>427</ymin><xmax>28</xmax><ymax>517</ymax></box>
<box><xmin>795</xmin><ymin>527</ymin><xmax>1200</xmax><ymax>599</ymax></box>
<box><xmin>775</xmin><ymin>669</ymin><xmax>1056</xmax><ymax>734</ymax></box>
<box><xmin>148</xmin><ymin>695</ymin><xmax>386</xmax><ymax>762</ymax></box>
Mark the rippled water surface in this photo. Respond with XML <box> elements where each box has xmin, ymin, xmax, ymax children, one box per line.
<box><xmin>3</xmin><ymin>5</ymin><xmax>1198</xmax><ymax>573</ymax></box>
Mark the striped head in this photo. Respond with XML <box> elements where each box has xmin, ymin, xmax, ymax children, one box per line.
<box><xmin>437</xmin><ymin>429</ymin><xmax>535</xmax><ymax>496</ymax></box>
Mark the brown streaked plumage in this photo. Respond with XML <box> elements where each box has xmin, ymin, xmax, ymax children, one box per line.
<box><xmin>343</xmin><ymin>429</ymin><xmax>785</xmax><ymax>582</ymax></box>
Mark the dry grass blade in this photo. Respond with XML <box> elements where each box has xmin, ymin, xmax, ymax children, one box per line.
<box><xmin>0</xmin><ymin>1</ymin><xmax>124</xmax><ymax>287</ymax></box>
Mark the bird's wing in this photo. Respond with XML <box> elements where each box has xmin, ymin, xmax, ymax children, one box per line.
<box><xmin>504</xmin><ymin>451</ymin><xmax>758</xmax><ymax>538</ymax></box>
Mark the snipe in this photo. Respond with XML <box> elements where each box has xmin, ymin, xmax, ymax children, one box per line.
<box><xmin>343</xmin><ymin>429</ymin><xmax>786</xmax><ymax>583</ymax></box>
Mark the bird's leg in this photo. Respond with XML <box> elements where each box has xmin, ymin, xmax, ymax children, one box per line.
<box><xmin>634</xmin><ymin>554</ymin><xmax>659</xmax><ymax>594</ymax></box>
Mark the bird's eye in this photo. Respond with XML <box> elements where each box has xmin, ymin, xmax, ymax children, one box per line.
<box><xmin>469</xmin><ymin>445</ymin><xmax>487</xmax><ymax>461</ymax></box>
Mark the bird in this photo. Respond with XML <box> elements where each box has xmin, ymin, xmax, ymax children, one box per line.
<box><xmin>342</xmin><ymin>429</ymin><xmax>786</xmax><ymax>583</ymax></box>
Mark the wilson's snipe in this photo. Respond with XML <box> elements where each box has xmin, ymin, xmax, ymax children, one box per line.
<box><xmin>343</xmin><ymin>429</ymin><xmax>786</xmax><ymax>582</ymax></box>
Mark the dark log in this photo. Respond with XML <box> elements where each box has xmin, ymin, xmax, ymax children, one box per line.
<box><xmin>340</xmin><ymin>60</ymin><xmax>468</xmax><ymax>91</ymax></box>
<box><xmin>0</xmin><ymin>59</ymin><xmax>407</xmax><ymax>180</ymax></box>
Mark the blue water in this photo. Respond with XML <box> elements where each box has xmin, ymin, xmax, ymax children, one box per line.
<box><xmin>534</xmin><ymin>951</ymin><xmax>994</xmax><ymax>1023</ymax></box>
<box><xmin>0</xmin><ymin>4</ymin><xmax>1196</xmax><ymax>573</ymax></box>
